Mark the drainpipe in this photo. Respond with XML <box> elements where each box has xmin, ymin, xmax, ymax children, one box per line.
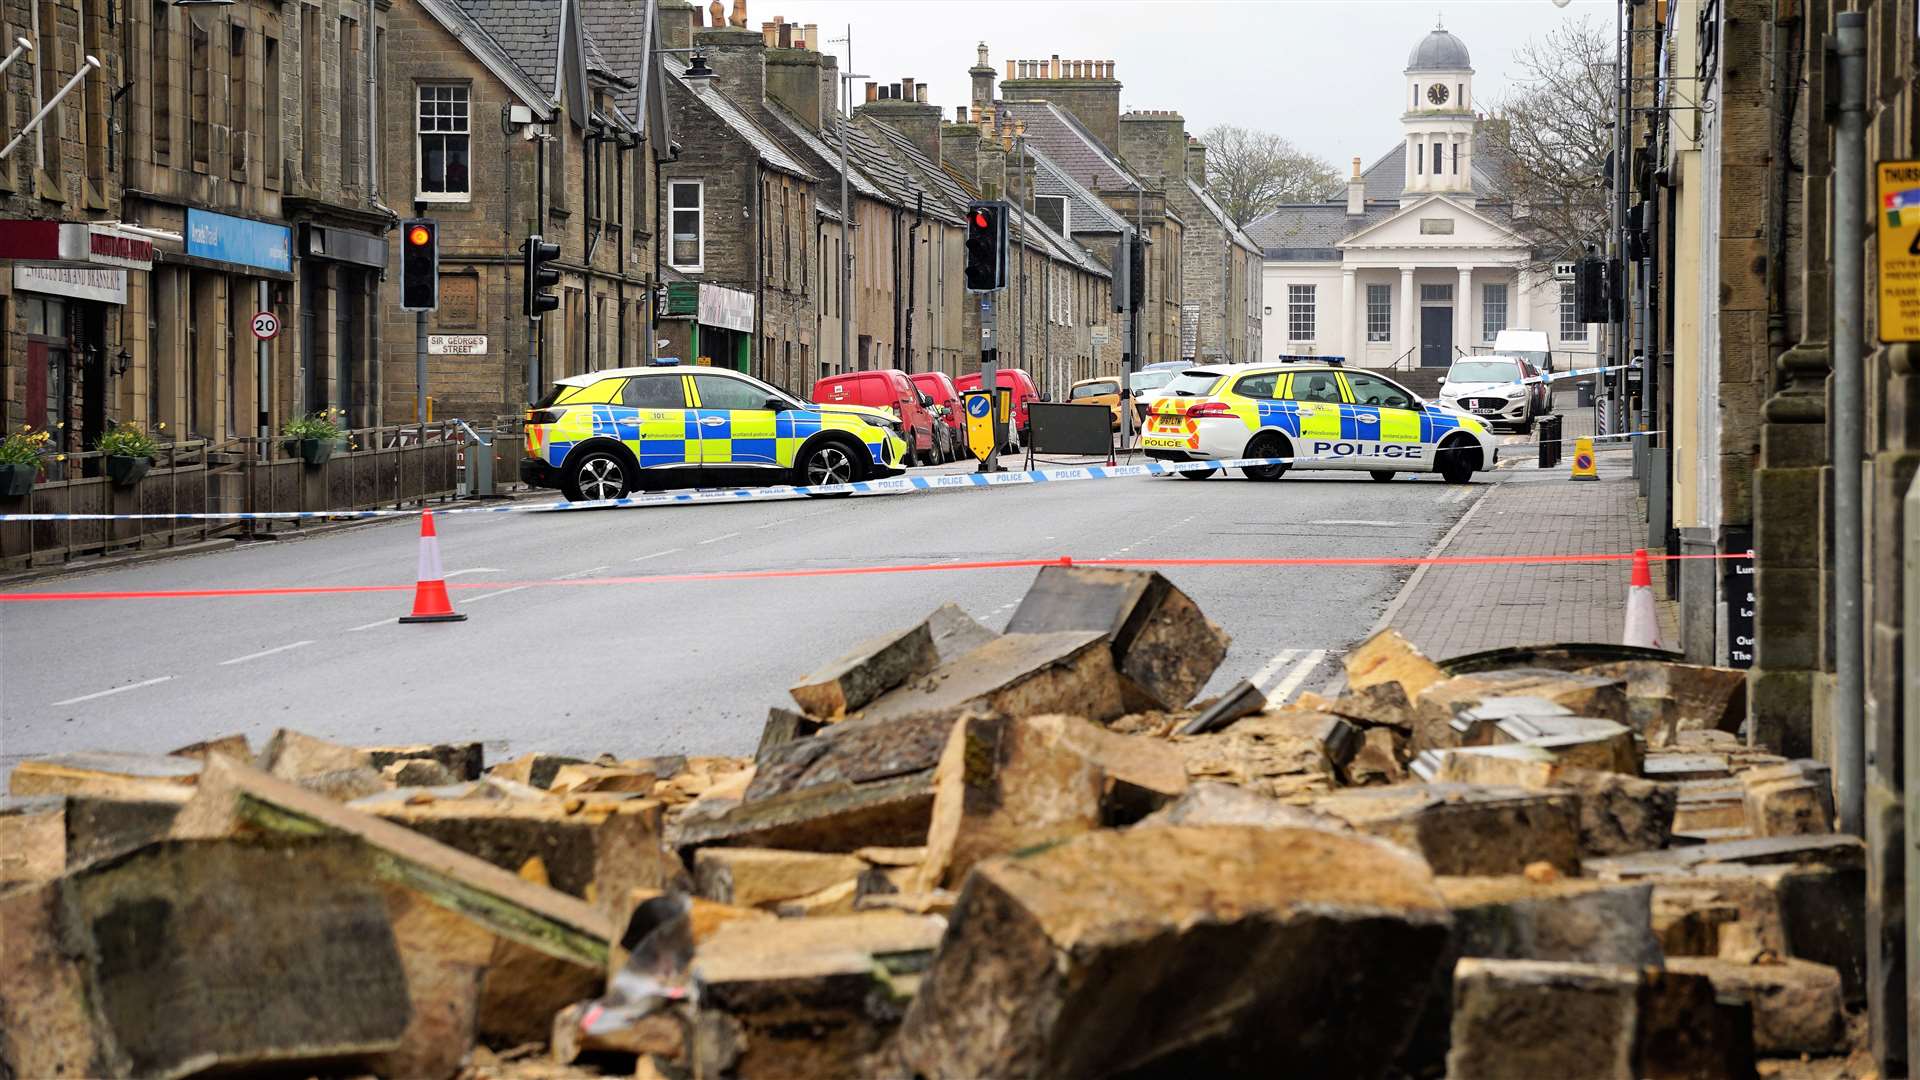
<box><xmin>904</xmin><ymin>193</ymin><xmax>921</xmax><ymax>372</ymax></box>
<box><xmin>616</xmin><ymin>134</ymin><xmax>628</xmax><ymax>368</ymax></box>
<box><xmin>891</xmin><ymin>203</ymin><xmax>903</xmax><ymax>367</ymax></box>
<box><xmin>1830</xmin><ymin>12</ymin><xmax>1865</xmax><ymax>836</ymax></box>
<box><xmin>365</xmin><ymin>0</ymin><xmax>377</xmax><ymax>198</ymax></box>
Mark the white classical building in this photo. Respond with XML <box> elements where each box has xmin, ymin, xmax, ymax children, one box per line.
<box><xmin>1251</xmin><ymin>24</ymin><xmax>1600</xmax><ymax>370</ymax></box>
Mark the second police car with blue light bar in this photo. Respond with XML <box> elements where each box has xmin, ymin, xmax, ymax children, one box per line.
<box><xmin>1140</xmin><ymin>362</ymin><xmax>1497</xmax><ymax>483</ymax></box>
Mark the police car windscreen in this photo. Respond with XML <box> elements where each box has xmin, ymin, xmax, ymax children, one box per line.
<box><xmin>1450</xmin><ymin>360</ymin><xmax>1522</xmax><ymax>383</ymax></box>
<box><xmin>1162</xmin><ymin>370</ymin><xmax>1224</xmax><ymax>396</ymax></box>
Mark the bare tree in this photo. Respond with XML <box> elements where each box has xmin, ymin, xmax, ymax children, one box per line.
<box><xmin>1199</xmin><ymin>124</ymin><xmax>1341</xmax><ymax>227</ymax></box>
<box><xmin>1487</xmin><ymin>16</ymin><xmax>1615</xmax><ymax>267</ymax></box>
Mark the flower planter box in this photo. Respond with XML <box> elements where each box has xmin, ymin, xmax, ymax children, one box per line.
<box><xmin>105</xmin><ymin>455</ymin><xmax>151</xmax><ymax>487</ymax></box>
<box><xmin>286</xmin><ymin>438</ymin><xmax>335</xmax><ymax>467</ymax></box>
<box><xmin>0</xmin><ymin>462</ymin><xmax>36</xmax><ymax>498</ymax></box>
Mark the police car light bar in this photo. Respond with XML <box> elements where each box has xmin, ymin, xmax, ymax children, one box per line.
<box><xmin>652</xmin><ymin>357</ymin><xmax>682</xmax><ymax>366</ymax></box>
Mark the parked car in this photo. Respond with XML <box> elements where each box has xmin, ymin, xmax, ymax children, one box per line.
<box><xmin>1492</xmin><ymin>329</ymin><xmax>1554</xmax><ymax>374</ymax></box>
<box><xmin>1126</xmin><ymin>361</ymin><xmax>1195</xmax><ymax>423</ymax></box>
<box><xmin>811</xmin><ymin>369</ymin><xmax>936</xmax><ymax>465</ymax></box>
<box><xmin>909</xmin><ymin>371</ymin><xmax>965</xmax><ymax>462</ymax></box>
<box><xmin>1435</xmin><ymin>355</ymin><xmax>1542</xmax><ymax>432</ymax></box>
<box><xmin>1069</xmin><ymin>376</ymin><xmax>1124</xmax><ymax>429</ymax></box>
<box><xmin>954</xmin><ymin>368</ymin><xmax>1041</xmax><ymax>448</ymax></box>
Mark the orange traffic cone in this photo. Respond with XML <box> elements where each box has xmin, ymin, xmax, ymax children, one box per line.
<box><xmin>1622</xmin><ymin>548</ymin><xmax>1663</xmax><ymax>649</ymax></box>
<box><xmin>399</xmin><ymin>509</ymin><xmax>467</xmax><ymax>623</ymax></box>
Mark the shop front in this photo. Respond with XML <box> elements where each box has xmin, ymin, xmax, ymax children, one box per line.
<box><xmin>296</xmin><ymin>222</ymin><xmax>389</xmax><ymax>427</ymax></box>
<box><xmin>656</xmin><ymin>282</ymin><xmax>755</xmax><ymax>371</ymax></box>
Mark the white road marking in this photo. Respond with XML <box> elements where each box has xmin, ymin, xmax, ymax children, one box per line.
<box><xmin>218</xmin><ymin>640</ymin><xmax>315</xmax><ymax>666</ymax></box>
<box><xmin>345</xmin><ymin>617</ymin><xmax>398</xmax><ymax>633</ymax></box>
<box><xmin>698</xmin><ymin>532</ymin><xmax>743</xmax><ymax>545</ymax></box>
<box><xmin>1264</xmin><ymin>649</ymin><xmax>1327</xmax><ymax>706</ymax></box>
<box><xmin>466</xmin><ymin>585</ymin><xmax>531</xmax><ymax>603</ymax></box>
<box><xmin>1309</xmin><ymin>520</ymin><xmax>1421</xmax><ymax>528</ymax></box>
<box><xmin>1248</xmin><ymin>648</ymin><xmax>1304</xmax><ymax>691</ymax></box>
<box><xmin>442</xmin><ymin>567</ymin><xmax>502</xmax><ymax>579</ymax></box>
<box><xmin>53</xmin><ymin>675</ymin><xmax>175</xmax><ymax>707</ymax></box>
<box><xmin>631</xmin><ymin>547</ymin><xmax>683</xmax><ymax>563</ymax></box>
<box><xmin>556</xmin><ymin>566</ymin><xmax>611</xmax><ymax>580</ymax></box>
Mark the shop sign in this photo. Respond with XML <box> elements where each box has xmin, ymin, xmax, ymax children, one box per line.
<box><xmin>697</xmin><ymin>283</ymin><xmax>755</xmax><ymax>333</ymax></box>
<box><xmin>13</xmin><ymin>265</ymin><xmax>127</xmax><ymax>305</ymax></box>
<box><xmin>0</xmin><ymin>220</ymin><xmax>156</xmax><ymax>270</ymax></box>
<box><xmin>186</xmin><ymin>208</ymin><xmax>292</xmax><ymax>273</ymax></box>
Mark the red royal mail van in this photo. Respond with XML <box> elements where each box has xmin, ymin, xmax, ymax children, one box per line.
<box><xmin>810</xmin><ymin>369</ymin><xmax>936</xmax><ymax>465</ymax></box>
<box><xmin>953</xmin><ymin>368</ymin><xmax>1041</xmax><ymax>448</ymax></box>
<box><xmin>908</xmin><ymin>371</ymin><xmax>964</xmax><ymax>462</ymax></box>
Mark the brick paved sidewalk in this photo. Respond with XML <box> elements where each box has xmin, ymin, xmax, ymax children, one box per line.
<box><xmin>1382</xmin><ymin>433</ymin><xmax>1679</xmax><ymax>662</ymax></box>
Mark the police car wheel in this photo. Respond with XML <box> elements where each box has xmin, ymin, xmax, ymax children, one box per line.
<box><xmin>1370</xmin><ymin>470</ymin><xmax>1395</xmax><ymax>482</ymax></box>
<box><xmin>797</xmin><ymin>441</ymin><xmax>861</xmax><ymax>495</ymax></box>
<box><xmin>1437</xmin><ymin>441</ymin><xmax>1480</xmax><ymax>485</ymax></box>
<box><xmin>1240</xmin><ymin>434</ymin><xmax>1290</xmax><ymax>482</ymax></box>
<box><xmin>564</xmin><ymin>450</ymin><xmax>630</xmax><ymax>502</ymax></box>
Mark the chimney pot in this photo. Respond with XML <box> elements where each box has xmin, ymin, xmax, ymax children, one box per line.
<box><xmin>804</xmin><ymin>23</ymin><xmax>818</xmax><ymax>48</ymax></box>
<box><xmin>760</xmin><ymin>22</ymin><xmax>777</xmax><ymax>46</ymax></box>
<box><xmin>1005</xmin><ymin>58</ymin><xmax>1015</xmax><ymax>80</ymax></box>
<box><xmin>917</xmin><ymin>84</ymin><xmax>929</xmax><ymax>103</ymax></box>
<box><xmin>889</xmin><ymin>82</ymin><xmax>901</xmax><ymax>99</ymax></box>
<box><xmin>957</xmin><ymin>105</ymin><xmax>968</xmax><ymax>121</ymax></box>
<box><xmin>1351</xmin><ymin>156</ymin><xmax>1362</xmax><ymax>178</ymax></box>
<box><xmin>777</xmin><ymin>22</ymin><xmax>792</xmax><ymax>48</ymax></box>
<box><xmin>865</xmin><ymin>81</ymin><xmax>878</xmax><ymax>103</ymax></box>
<box><xmin>902</xmin><ymin>76</ymin><xmax>916</xmax><ymax>99</ymax></box>
<box><xmin>1050</xmin><ymin>55</ymin><xmax>1060</xmax><ymax>78</ymax></box>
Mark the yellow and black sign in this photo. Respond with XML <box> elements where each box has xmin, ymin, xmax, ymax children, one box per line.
<box><xmin>962</xmin><ymin>389</ymin><xmax>995</xmax><ymax>462</ymax></box>
<box><xmin>1876</xmin><ymin>160</ymin><xmax>1920</xmax><ymax>342</ymax></box>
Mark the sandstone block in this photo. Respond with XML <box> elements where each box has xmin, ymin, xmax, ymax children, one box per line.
<box><xmin>895</xmin><ymin>826</ymin><xmax>1452</xmax><ymax>1078</ymax></box>
<box><xmin>1414</xmin><ymin>669</ymin><xmax>1629</xmax><ymax>752</ymax></box>
<box><xmin>549</xmin><ymin>762</ymin><xmax>659</xmax><ymax>794</ymax></box>
<box><xmin>1346</xmin><ymin>727</ymin><xmax>1408</xmax><ymax>785</ymax></box>
<box><xmin>0</xmin><ymin>839</ymin><xmax>410</xmax><ymax>1079</ymax></box>
<box><xmin>1482</xmin><ymin>714</ymin><xmax>1641</xmax><ymax>773</ymax></box>
<box><xmin>8</xmin><ymin>751</ymin><xmax>201</xmax><ymax>799</ymax></box>
<box><xmin>1741</xmin><ymin>759</ymin><xmax>1835</xmax><ymax>837</ymax></box>
<box><xmin>168</xmin><ymin>734</ymin><xmax>252</xmax><ymax>762</ymax></box>
<box><xmin>1577</xmin><ymin>660</ymin><xmax>1747</xmax><ymax>745</ymax></box>
<box><xmin>693</xmin><ymin>848</ymin><xmax>867</xmax><ymax>909</ymax></box>
<box><xmin>1585</xmin><ymin>834</ymin><xmax>1864</xmax><ymax>880</ymax></box>
<box><xmin>1027</xmin><ymin>712</ymin><xmax>1188</xmax><ymax>822</ymax></box>
<box><xmin>925</xmin><ymin>600</ymin><xmax>998</xmax><ymax>661</ymax></box>
<box><xmin>754</xmin><ymin>707</ymin><xmax>823</xmax><ymax>763</ymax></box>
<box><xmin>1311</xmin><ymin>783</ymin><xmax>1583</xmax><ymax>875</ymax></box>
<box><xmin>383</xmin><ymin>759</ymin><xmax>459</xmax><ymax>787</ymax></box>
<box><xmin>789</xmin><ymin>620</ymin><xmax>938</xmax><ymax>718</ymax></box>
<box><xmin>1675</xmin><ymin>783</ymin><xmax>1750</xmax><ymax>832</ymax></box>
<box><xmin>1558</xmin><ymin>769</ymin><xmax>1676</xmax><ymax>856</ymax></box>
<box><xmin>1134</xmin><ymin>781</ymin><xmax>1349</xmax><ymax>829</ymax></box>
<box><xmin>489</xmin><ymin>751</ymin><xmax>589</xmax><ymax>789</ymax></box>
<box><xmin>1644</xmin><ymin>752</ymin><xmax>1734</xmax><ymax>781</ymax></box>
<box><xmin>1173</xmin><ymin>711</ymin><xmax>1346</xmax><ymax>799</ymax></box>
<box><xmin>0</xmin><ymin>793</ymin><xmax>187</xmax><ymax>885</ymax></box>
<box><xmin>256</xmin><ymin>729</ymin><xmax>387</xmax><ymax>799</ymax></box>
<box><xmin>1004</xmin><ymin>566</ymin><xmax>1230</xmax><ymax>711</ymax></box>
<box><xmin>1325</xmin><ymin>679</ymin><xmax>1421</xmax><ymax>734</ymax></box>
<box><xmin>917</xmin><ymin>713</ymin><xmax>1105</xmax><ymax>891</ymax></box>
<box><xmin>855</xmin><ymin>629</ymin><xmax>1126</xmax><ymax>728</ymax></box>
<box><xmin>690</xmin><ymin>912</ymin><xmax>945</xmax><ymax>1080</ymax></box>
<box><xmin>362</xmin><ymin>742</ymin><xmax>485</xmax><ymax>781</ymax></box>
<box><xmin>1344</xmin><ymin>627</ymin><xmax>1448</xmax><ymax>700</ymax></box>
<box><xmin>1664</xmin><ymin>957</ymin><xmax>1845</xmax><ymax>1054</ymax></box>
<box><xmin>1649</xmin><ymin>862</ymin><xmax>1866</xmax><ymax>1001</ymax></box>
<box><xmin>370</xmin><ymin>883</ymin><xmax>496</xmax><ymax>1080</ymax></box>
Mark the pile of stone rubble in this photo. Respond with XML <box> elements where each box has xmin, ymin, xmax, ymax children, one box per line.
<box><xmin>0</xmin><ymin>567</ymin><xmax>1871</xmax><ymax>1079</ymax></box>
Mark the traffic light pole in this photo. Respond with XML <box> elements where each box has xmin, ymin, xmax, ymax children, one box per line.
<box><xmin>980</xmin><ymin>292</ymin><xmax>999</xmax><ymax>473</ymax></box>
<box><xmin>417</xmin><ymin>311</ymin><xmax>428</xmax><ymax>429</ymax></box>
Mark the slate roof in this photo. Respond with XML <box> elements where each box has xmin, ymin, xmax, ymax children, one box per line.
<box><xmin>997</xmin><ymin>100</ymin><xmax>1141</xmax><ymax>191</ymax></box>
<box><xmin>1345</xmin><ymin>129</ymin><xmax>1510</xmax><ymax>204</ymax></box>
<box><xmin>1032</xmin><ymin>152</ymin><xmax>1128</xmax><ymax>234</ymax></box>
<box><xmin>663</xmin><ymin>55</ymin><xmax>814</xmax><ymax>179</ymax></box>
<box><xmin>859</xmin><ymin>119</ymin><xmax>971</xmax><ymax>225</ymax></box>
<box><xmin>1246</xmin><ymin>204</ymin><xmax>1397</xmax><ymax>260</ymax></box>
<box><xmin>764</xmin><ymin>102</ymin><xmax>890</xmax><ymax>201</ymax></box>
<box><xmin>455</xmin><ymin>0</ymin><xmax>564</xmax><ymax>98</ymax></box>
<box><xmin>580</xmin><ymin>0</ymin><xmax>648</xmax><ymax>85</ymax></box>
<box><xmin>418</xmin><ymin>0</ymin><xmax>556</xmax><ymax>116</ymax></box>
<box><xmin>825</xmin><ymin>115</ymin><xmax>919</xmax><ymax>206</ymax></box>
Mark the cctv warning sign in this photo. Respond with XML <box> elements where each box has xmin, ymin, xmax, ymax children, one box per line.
<box><xmin>1877</xmin><ymin>161</ymin><xmax>1920</xmax><ymax>342</ymax></box>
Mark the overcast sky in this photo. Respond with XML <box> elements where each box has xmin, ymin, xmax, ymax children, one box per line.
<box><xmin>758</xmin><ymin>0</ymin><xmax>1608</xmax><ymax>167</ymax></box>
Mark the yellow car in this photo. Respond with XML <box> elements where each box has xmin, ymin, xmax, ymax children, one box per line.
<box><xmin>1069</xmin><ymin>376</ymin><xmax>1124</xmax><ymax>430</ymax></box>
<box><xmin>1140</xmin><ymin>363</ymin><xmax>1496</xmax><ymax>483</ymax></box>
<box><xmin>521</xmin><ymin>365</ymin><xmax>908</xmax><ymax>500</ymax></box>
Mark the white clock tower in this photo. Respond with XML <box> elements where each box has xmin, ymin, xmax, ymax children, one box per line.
<box><xmin>1402</xmin><ymin>20</ymin><xmax>1476</xmax><ymax>204</ymax></box>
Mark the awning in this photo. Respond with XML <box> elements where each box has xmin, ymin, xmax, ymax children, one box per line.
<box><xmin>0</xmin><ymin>220</ymin><xmax>157</xmax><ymax>270</ymax></box>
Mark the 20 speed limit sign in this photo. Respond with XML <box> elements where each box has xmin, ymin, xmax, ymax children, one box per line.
<box><xmin>251</xmin><ymin>311</ymin><xmax>280</xmax><ymax>341</ymax></box>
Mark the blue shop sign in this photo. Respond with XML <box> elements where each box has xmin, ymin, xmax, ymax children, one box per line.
<box><xmin>185</xmin><ymin>209</ymin><xmax>291</xmax><ymax>273</ymax></box>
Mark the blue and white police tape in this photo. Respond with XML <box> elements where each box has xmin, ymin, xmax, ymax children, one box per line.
<box><xmin>0</xmin><ymin>453</ymin><xmax>1307</xmax><ymax>522</ymax></box>
<box><xmin>1521</xmin><ymin>362</ymin><xmax>1641</xmax><ymax>386</ymax></box>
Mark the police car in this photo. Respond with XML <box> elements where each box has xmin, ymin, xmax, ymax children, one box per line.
<box><xmin>521</xmin><ymin>364</ymin><xmax>909</xmax><ymax>500</ymax></box>
<box><xmin>1139</xmin><ymin>362</ymin><xmax>1496</xmax><ymax>483</ymax></box>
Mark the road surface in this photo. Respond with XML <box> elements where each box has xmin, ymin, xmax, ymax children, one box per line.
<box><xmin>1</xmin><ymin>462</ymin><xmax>1488</xmax><ymax>772</ymax></box>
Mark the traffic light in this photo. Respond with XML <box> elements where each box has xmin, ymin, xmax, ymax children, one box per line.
<box><xmin>399</xmin><ymin>219</ymin><xmax>438</xmax><ymax>312</ymax></box>
<box><xmin>963</xmin><ymin>200</ymin><xmax>1007</xmax><ymax>292</ymax></box>
<box><xmin>1575</xmin><ymin>256</ymin><xmax>1607</xmax><ymax>325</ymax></box>
<box><xmin>523</xmin><ymin>235</ymin><xmax>561</xmax><ymax>318</ymax></box>
<box><xmin>1127</xmin><ymin>233</ymin><xmax>1146</xmax><ymax>312</ymax></box>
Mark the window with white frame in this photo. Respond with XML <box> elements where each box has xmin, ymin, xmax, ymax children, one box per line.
<box><xmin>1366</xmin><ymin>284</ymin><xmax>1391</xmax><ymax>342</ymax></box>
<box><xmin>1287</xmin><ymin>284</ymin><xmax>1316</xmax><ymax>342</ymax></box>
<box><xmin>416</xmin><ymin>84</ymin><xmax>470</xmax><ymax>198</ymax></box>
<box><xmin>1482</xmin><ymin>283</ymin><xmax>1508</xmax><ymax>341</ymax></box>
<box><xmin>1559</xmin><ymin>282</ymin><xmax>1588</xmax><ymax>341</ymax></box>
<box><xmin>669</xmin><ymin>181</ymin><xmax>704</xmax><ymax>271</ymax></box>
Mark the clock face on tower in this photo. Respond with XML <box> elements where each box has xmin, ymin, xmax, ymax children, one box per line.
<box><xmin>1427</xmin><ymin>83</ymin><xmax>1450</xmax><ymax>106</ymax></box>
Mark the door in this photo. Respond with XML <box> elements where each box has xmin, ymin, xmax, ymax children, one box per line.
<box><xmin>1341</xmin><ymin>371</ymin><xmax>1429</xmax><ymax>469</ymax></box>
<box><xmin>619</xmin><ymin>372</ymin><xmax>696</xmax><ymax>471</ymax></box>
<box><xmin>1420</xmin><ymin>306</ymin><xmax>1453</xmax><ymax>367</ymax></box>
<box><xmin>1284</xmin><ymin>368</ymin><xmax>1347</xmax><ymax>468</ymax></box>
<box><xmin>690</xmin><ymin>372</ymin><xmax>780</xmax><ymax>472</ymax></box>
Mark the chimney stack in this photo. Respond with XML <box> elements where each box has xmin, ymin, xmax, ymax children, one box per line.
<box><xmin>1001</xmin><ymin>55</ymin><xmax>1122</xmax><ymax>150</ymax></box>
<box><xmin>1347</xmin><ymin>156</ymin><xmax>1366</xmax><ymax>216</ymax></box>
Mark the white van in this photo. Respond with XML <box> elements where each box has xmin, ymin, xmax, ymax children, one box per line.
<box><xmin>1493</xmin><ymin>329</ymin><xmax>1554</xmax><ymax>373</ymax></box>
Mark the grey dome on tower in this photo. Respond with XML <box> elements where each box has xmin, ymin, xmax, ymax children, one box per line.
<box><xmin>1405</xmin><ymin>27</ymin><xmax>1472</xmax><ymax>72</ymax></box>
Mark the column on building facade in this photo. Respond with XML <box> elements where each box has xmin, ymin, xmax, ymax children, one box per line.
<box><xmin>1340</xmin><ymin>267</ymin><xmax>1357</xmax><ymax>358</ymax></box>
<box><xmin>1399</xmin><ymin>266</ymin><xmax>1416</xmax><ymax>362</ymax></box>
<box><xmin>1514</xmin><ymin>265</ymin><xmax>1532</xmax><ymax>330</ymax></box>
<box><xmin>1456</xmin><ymin>267</ymin><xmax>1473</xmax><ymax>357</ymax></box>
